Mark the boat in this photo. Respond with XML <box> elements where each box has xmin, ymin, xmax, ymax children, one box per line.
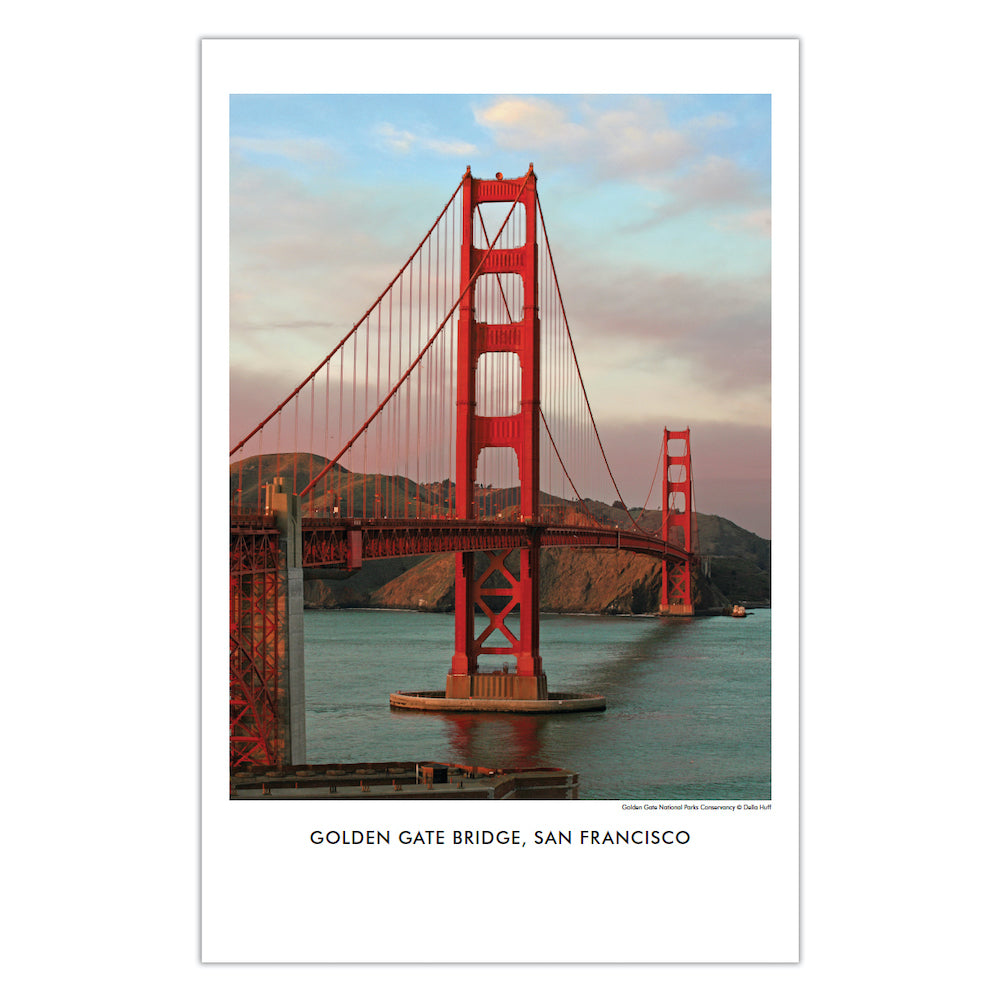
<box><xmin>731</xmin><ymin>604</ymin><xmax>747</xmax><ymax>618</ymax></box>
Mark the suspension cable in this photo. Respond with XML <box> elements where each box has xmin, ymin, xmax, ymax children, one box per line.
<box><xmin>537</xmin><ymin>194</ymin><xmax>649</xmax><ymax>535</ymax></box>
<box><xmin>539</xmin><ymin>409</ymin><xmax>596</xmax><ymax>524</ymax></box>
<box><xmin>230</xmin><ymin>176</ymin><xmax>465</xmax><ymax>457</ymax></box>
<box><xmin>639</xmin><ymin>434</ymin><xmax>665</xmax><ymax>524</ymax></box>
<box><xmin>297</xmin><ymin>173</ymin><xmax>532</xmax><ymax>499</ymax></box>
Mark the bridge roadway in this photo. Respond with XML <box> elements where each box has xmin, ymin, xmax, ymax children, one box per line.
<box><xmin>230</xmin><ymin>513</ymin><xmax>690</xmax><ymax>570</ymax></box>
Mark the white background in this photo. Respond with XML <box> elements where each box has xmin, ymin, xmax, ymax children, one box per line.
<box><xmin>6</xmin><ymin>3</ymin><xmax>996</xmax><ymax>998</ymax></box>
<box><xmin>203</xmin><ymin>37</ymin><xmax>799</xmax><ymax>965</ymax></box>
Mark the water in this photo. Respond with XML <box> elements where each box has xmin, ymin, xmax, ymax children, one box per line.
<box><xmin>304</xmin><ymin>608</ymin><xmax>770</xmax><ymax>800</ymax></box>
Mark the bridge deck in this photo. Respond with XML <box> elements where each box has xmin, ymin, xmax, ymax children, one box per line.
<box><xmin>232</xmin><ymin>514</ymin><xmax>690</xmax><ymax>568</ymax></box>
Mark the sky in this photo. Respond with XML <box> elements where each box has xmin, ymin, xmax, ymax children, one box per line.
<box><xmin>230</xmin><ymin>93</ymin><xmax>771</xmax><ymax>537</ymax></box>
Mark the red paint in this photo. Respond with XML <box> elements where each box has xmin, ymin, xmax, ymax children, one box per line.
<box><xmin>296</xmin><ymin>518</ymin><xmax>689</xmax><ymax>565</ymax></box>
<box><xmin>662</xmin><ymin>428</ymin><xmax>696</xmax><ymax>610</ymax></box>
<box><xmin>453</xmin><ymin>166</ymin><xmax>542</xmax><ymax>680</ymax></box>
<box><xmin>230</xmin><ymin>524</ymin><xmax>285</xmax><ymax>768</ymax></box>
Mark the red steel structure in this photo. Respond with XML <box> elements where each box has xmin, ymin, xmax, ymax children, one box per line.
<box><xmin>448</xmin><ymin>166</ymin><xmax>545</xmax><ymax>700</ymax></box>
<box><xmin>230</xmin><ymin>514</ymin><xmax>287</xmax><ymax>768</ymax></box>
<box><xmin>661</xmin><ymin>428</ymin><xmax>697</xmax><ymax>615</ymax></box>
<box><xmin>300</xmin><ymin>519</ymin><xmax>689</xmax><ymax>566</ymax></box>
<box><xmin>229</xmin><ymin>166</ymin><xmax>700</xmax><ymax>766</ymax></box>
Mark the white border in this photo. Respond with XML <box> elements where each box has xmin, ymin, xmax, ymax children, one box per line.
<box><xmin>203</xmin><ymin>38</ymin><xmax>798</xmax><ymax>963</ymax></box>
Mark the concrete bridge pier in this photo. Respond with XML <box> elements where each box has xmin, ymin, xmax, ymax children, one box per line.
<box><xmin>660</xmin><ymin>602</ymin><xmax>695</xmax><ymax>616</ymax></box>
<box><xmin>266</xmin><ymin>477</ymin><xmax>306</xmax><ymax>765</ymax></box>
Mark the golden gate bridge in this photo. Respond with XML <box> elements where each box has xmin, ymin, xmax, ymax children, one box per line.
<box><xmin>230</xmin><ymin>165</ymin><xmax>698</xmax><ymax>768</ymax></box>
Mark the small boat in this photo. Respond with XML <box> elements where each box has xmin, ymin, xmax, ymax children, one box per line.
<box><xmin>731</xmin><ymin>604</ymin><xmax>747</xmax><ymax>618</ymax></box>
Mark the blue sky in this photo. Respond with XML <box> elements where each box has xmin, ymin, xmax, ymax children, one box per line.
<box><xmin>230</xmin><ymin>93</ymin><xmax>772</xmax><ymax>536</ymax></box>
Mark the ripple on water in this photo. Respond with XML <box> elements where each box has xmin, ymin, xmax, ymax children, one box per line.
<box><xmin>303</xmin><ymin>607</ymin><xmax>771</xmax><ymax>800</ymax></box>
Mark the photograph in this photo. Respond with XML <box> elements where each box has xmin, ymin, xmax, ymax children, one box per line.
<box><xmin>228</xmin><ymin>92</ymin><xmax>773</xmax><ymax>802</ymax></box>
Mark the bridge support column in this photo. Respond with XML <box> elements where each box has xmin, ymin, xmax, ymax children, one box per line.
<box><xmin>269</xmin><ymin>478</ymin><xmax>306</xmax><ymax>763</ymax></box>
<box><xmin>229</xmin><ymin>478</ymin><xmax>305</xmax><ymax>769</ymax></box>
<box><xmin>446</xmin><ymin>165</ymin><xmax>549</xmax><ymax>704</ymax></box>
<box><xmin>282</xmin><ymin>567</ymin><xmax>306</xmax><ymax>761</ymax></box>
<box><xmin>448</xmin><ymin>551</ymin><xmax>476</xmax><ymax>697</ymax></box>
<box><xmin>445</xmin><ymin>539</ymin><xmax>546</xmax><ymax>701</ymax></box>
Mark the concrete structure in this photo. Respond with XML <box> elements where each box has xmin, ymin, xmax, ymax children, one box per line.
<box><xmin>267</xmin><ymin>478</ymin><xmax>306</xmax><ymax>763</ymax></box>
<box><xmin>389</xmin><ymin>686</ymin><xmax>606</xmax><ymax>713</ymax></box>
<box><xmin>230</xmin><ymin>760</ymin><xmax>580</xmax><ymax>799</ymax></box>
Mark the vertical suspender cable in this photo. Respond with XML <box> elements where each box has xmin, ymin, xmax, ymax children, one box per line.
<box><xmin>324</xmin><ymin>362</ymin><xmax>330</xmax><ymax>510</ymax></box>
<box><xmin>308</xmin><ymin>380</ymin><xmax>314</xmax><ymax>501</ymax></box>
<box><xmin>387</xmin><ymin>287</ymin><xmax>394</xmax><ymax>517</ymax></box>
<box><xmin>363</xmin><ymin>316</ymin><xmax>370</xmax><ymax>519</ymax></box>
<box><xmin>376</xmin><ymin>302</ymin><xmax>382</xmax><ymax>517</ymax></box>
<box><xmin>297</xmin><ymin>176</ymin><xmax>530</xmax><ymax>503</ymax></box>
<box><xmin>405</xmin><ymin>262</ymin><xmax>412</xmax><ymax>514</ymax></box>
<box><xmin>257</xmin><ymin>431</ymin><xmax>264</xmax><ymax>512</ymax></box>
<box><xmin>450</xmin><ymin>196</ymin><xmax>458</xmax><ymax>516</ymax></box>
<box><xmin>338</xmin><ymin>347</ymin><xmax>343</xmax><ymax>515</ymax></box>
<box><xmin>230</xmin><ymin>179</ymin><xmax>462</xmax><ymax>459</ymax></box>
<box><xmin>275</xmin><ymin>411</ymin><xmax>282</xmax><ymax>508</ymax></box>
<box><xmin>416</xmin><ymin>245</ymin><xmax>423</xmax><ymax>516</ymax></box>
<box><xmin>293</xmin><ymin>396</ymin><xmax>299</xmax><ymax>493</ymax></box>
<box><xmin>350</xmin><ymin>317</ymin><xmax>357</xmax><ymax>515</ymax></box>
<box><xmin>395</xmin><ymin>273</ymin><xmax>402</xmax><ymax>516</ymax></box>
<box><xmin>435</xmin><ymin>217</ymin><xmax>441</xmax><ymax>504</ymax></box>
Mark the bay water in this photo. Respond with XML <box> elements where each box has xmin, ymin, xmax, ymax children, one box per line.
<box><xmin>304</xmin><ymin>607</ymin><xmax>770</xmax><ymax>800</ymax></box>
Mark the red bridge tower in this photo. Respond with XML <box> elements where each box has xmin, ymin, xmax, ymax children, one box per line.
<box><xmin>446</xmin><ymin>166</ymin><xmax>547</xmax><ymax>701</ymax></box>
<box><xmin>661</xmin><ymin>427</ymin><xmax>696</xmax><ymax>616</ymax></box>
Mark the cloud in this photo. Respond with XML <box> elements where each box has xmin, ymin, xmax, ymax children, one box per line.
<box><xmin>230</xmin><ymin>151</ymin><xmax>770</xmax><ymax>455</ymax></box>
<box><xmin>673</xmin><ymin>155</ymin><xmax>757</xmax><ymax>206</ymax></box>
<box><xmin>686</xmin><ymin>111</ymin><xmax>736</xmax><ymax>131</ymax></box>
<box><xmin>236</xmin><ymin>319</ymin><xmax>336</xmax><ymax>332</ymax></box>
<box><xmin>475</xmin><ymin>97</ymin><xmax>589</xmax><ymax>149</ymax></box>
<box><xmin>558</xmin><ymin>253</ymin><xmax>771</xmax><ymax>399</ymax></box>
<box><xmin>475</xmin><ymin>96</ymin><xmax>692</xmax><ymax>182</ymax></box>
<box><xmin>376</xmin><ymin>124</ymin><xmax>416</xmax><ymax>152</ymax></box>
<box><xmin>625</xmin><ymin>155</ymin><xmax>769</xmax><ymax>230</ymax></box>
<box><xmin>374</xmin><ymin>122</ymin><xmax>476</xmax><ymax>157</ymax></box>
<box><xmin>475</xmin><ymin>97</ymin><xmax>769</xmax><ymax>229</ymax></box>
<box><xmin>229</xmin><ymin>162</ymin><xmax>434</xmax><ymax>382</ymax></box>
<box><xmin>231</xmin><ymin>135</ymin><xmax>337</xmax><ymax>163</ymax></box>
<box><xmin>425</xmin><ymin>136</ymin><xmax>479</xmax><ymax>155</ymax></box>
<box><xmin>716</xmin><ymin>208</ymin><xmax>771</xmax><ymax>237</ymax></box>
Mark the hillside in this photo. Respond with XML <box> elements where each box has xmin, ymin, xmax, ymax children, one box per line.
<box><xmin>231</xmin><ymin>452</ymin><xmax>770</xmax><ymax>613</ymax></box>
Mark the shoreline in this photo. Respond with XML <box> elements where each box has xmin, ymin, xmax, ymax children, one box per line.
<box><xmin>304</xmin><ymin>603</ymin><xmax>771</xmax><ymax>616</ymax></box>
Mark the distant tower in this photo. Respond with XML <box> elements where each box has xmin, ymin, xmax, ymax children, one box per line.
<box><xmin>661</xmin><ymin>428</ymin><xmax>695</xmax><ymax>615</ymax></box>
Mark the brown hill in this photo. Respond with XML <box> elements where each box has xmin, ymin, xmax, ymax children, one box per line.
<box><xmin>367</xmin><ymin>549</ymin><xmax>663</xmax><ymax>615</ymax></box>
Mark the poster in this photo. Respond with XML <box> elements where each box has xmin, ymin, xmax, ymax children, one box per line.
<box><xmin>203</xmin><ymin>38</ymin><xmax>799</xmax><ymax>963</ymax></box>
